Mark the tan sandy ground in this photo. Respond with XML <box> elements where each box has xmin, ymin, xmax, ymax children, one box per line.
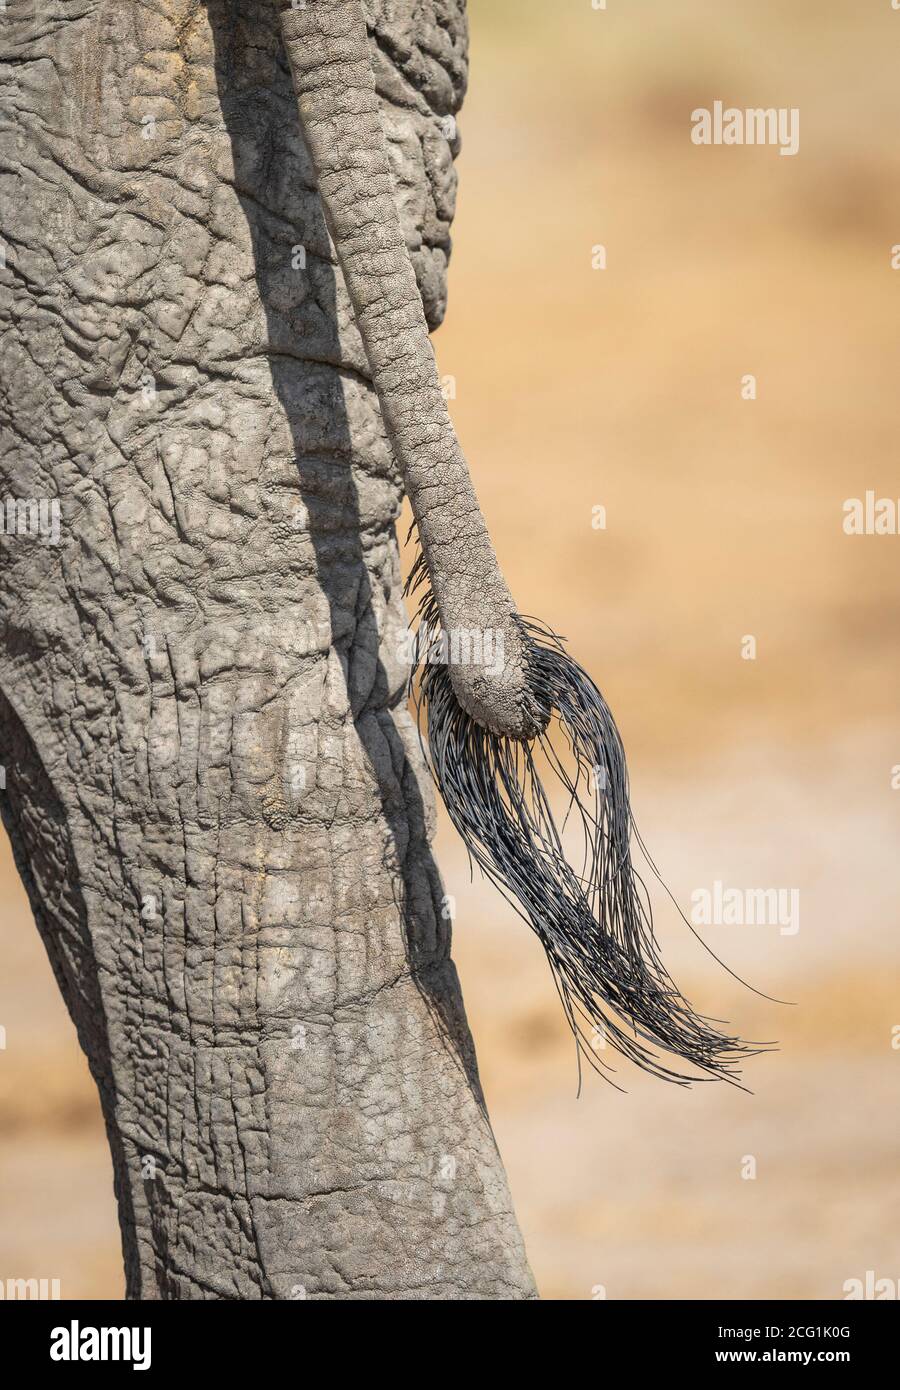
<box><xmin>1</xmin><ymin>0</ymin><xmax>898</xmax><ymax>1298</ymax></box>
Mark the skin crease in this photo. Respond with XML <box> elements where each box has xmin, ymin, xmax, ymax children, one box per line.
<box><xmin>0</xmin><ymin>0</ymin><xmax>537</xmax><ymax>1299</ymax></box>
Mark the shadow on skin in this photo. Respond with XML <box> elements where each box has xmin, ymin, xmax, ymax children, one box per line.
<box><xmin>207</xmin><ymin>0</ymin><xmax>487</xmax><ymax>1109</ymax></box>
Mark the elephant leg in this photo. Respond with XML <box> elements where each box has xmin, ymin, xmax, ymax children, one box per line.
<box><xmin>0</xmin><ymin>0</ymin><xmax>535</xmax><ymax>1299</ymax></box>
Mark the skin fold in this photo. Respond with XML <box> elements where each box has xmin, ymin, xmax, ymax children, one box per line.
<box><xmin>0</xmin><ymin>0</ymin><xmax>537</xmax><ymax>1299</ymax></box>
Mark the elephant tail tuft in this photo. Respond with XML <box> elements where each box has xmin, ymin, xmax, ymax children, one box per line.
<box><xmin>406</xmin><ymin>554</ymin><xmax>769</xmax><ymax>1089</ymax></box>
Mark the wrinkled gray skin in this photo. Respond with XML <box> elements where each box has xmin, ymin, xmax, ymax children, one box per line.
<box><xmin>0</xmin><ymin>0</ymin><xmax>537</xmax><ymax>1299</ymax></box>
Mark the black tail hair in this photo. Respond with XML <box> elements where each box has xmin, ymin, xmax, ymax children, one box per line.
<box><xmin>407</xmin><ymin>552</ymin><xmax>766</xmax><ymax>1088</ymax></box>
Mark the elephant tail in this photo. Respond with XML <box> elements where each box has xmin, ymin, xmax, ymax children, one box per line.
<box><xmin>280</xmin><ymin>0</ymin><xmax>766</xmax><ymax>1085</ymax></box>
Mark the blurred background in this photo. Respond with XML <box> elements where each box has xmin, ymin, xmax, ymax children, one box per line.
<box><xmin>2</xmin><ymin>0</ymin><xmax>899</xmax><ymax>1298</ymax></box>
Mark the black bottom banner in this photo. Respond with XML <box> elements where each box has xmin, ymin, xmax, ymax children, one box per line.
<box><xmin>0</xmin><ymin>1298</ymin><xmax>895</xmax><ymax>1375</ymax></box>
